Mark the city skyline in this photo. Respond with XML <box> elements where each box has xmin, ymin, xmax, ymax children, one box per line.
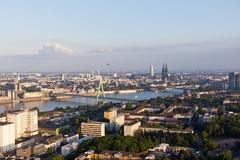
<box><xmin>0</xmin><ymin>1</ymin><xmax>240</xmax><ymax>72</ymax></box>
<box><xmin>1</xmin><ymin>1</ymin><xmax>240</xmax><ymax>158</ymax></box>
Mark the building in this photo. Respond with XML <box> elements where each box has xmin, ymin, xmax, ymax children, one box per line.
<box><xmin>104</xmin><ymin>108</ymin><xmax>117</xmax><ymax>120</ymax></box>
<box><xmin>6</xmin><ymin>108</ymin><xmax>38</xmax><ymax>138</ymax></box>
<box><xmin>0</xmin><ymin>122</ymin><xmax>15</xmax><ymax>152</ymax></box>
<box><xmin>43</xmin><ymin>135</ymin><xmax>63</xmax><ymax>150</ymax></box>
<box><xmin>5</xmin><ymin>79</ymin><xmax>21</xmax><ymax>102</ymax></box>
<box><xmin>81</xmin><ymin>122</ymin><xmax>105</xmax><ymax>137</ymax></box>
<box><xmin>162</xmin><ymin>63</ymin><xmax>169</xmax><ymax>82</ymax></box>
<box><xmin>75</xmin><ymin>150</ymin><xmax>142</xmax><ymax>160</ymax></box>
<box><xmin>150</xmin><ymin>64</ymin><xmax>154</xmax><ymax>77</ymax></box>
<box><xmin>229</xmin><ymin>72</ymin><xmax>240</xmax><ymax>90</ymax></box>
<box><xmin>32</xmin><ymin>144</ymin><xmax>47</xmax><ymax>156</ymax></box>
<box><xmin>23</xmin><ymin>92</ymin><xmax>43</xmax><ymax>100</ymax></box>
<box><xmin>64</xmin><ymin>134</ymin><xmax>79</xmax><ymax>143</ymax></box>
<box><xmin>61</xmin><ymin>73</ymin><xmax>65</xmax><ymax>81</ymax></box>
<box><xmin>16</xmin><ymin>138</ymin><xmax>35</xmax><ymax>149</ymax></box>
<box><xmin>0</xmin><ymin>116</ymin><xmax>6</xmax><ymax>122</ymax></box>
<box><xmin>124</xmin><ymin>121</ymin><xmax>141</xmax><ymax>136</ymax></box>
<box><xmin>61</xmin><ymin>143</ymin><xmax>78</xmax><ymax>156</ymax></box>
<box><xmin>109</xmin><ymin>114</ymin><xmax>125</xmax><ymax>132</ymax></box>
<box><xmin>16</xmin><ymin>146</ymin><xmax>32</xmax><ymax>158</ymax></box>
<box><xmin>215</xmin><ymin>138</ymin><xmax>240</xmax><ymax>150</ymax></box>
<box><xmin>149</xmin><ymin>143</ymin><xmax>170</xmax><ymax>153</ymax></box>
<box><xmin>236</xmin><ymin>74</ymin><xmax>240</xmax><ymax>89</ymax></box>
<box><xmin>104</xmin><ymin>107</ymin><xmax>125</xmax><ymax>132</ymax></box>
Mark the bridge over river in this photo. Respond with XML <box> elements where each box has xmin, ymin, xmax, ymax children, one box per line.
<box><xmin>52</xmin><ymin>93</ymin><xmax>138</xmax><ymax>102</ymax></box>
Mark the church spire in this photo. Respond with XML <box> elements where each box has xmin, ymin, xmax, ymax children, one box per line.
<box><xmin>165</xmin><ymin>63</ymin><xmax>168</xmax><ymax>73</ymax></box>
<box><xmin>162</xmin><ymin>63</ymin><xmax>165</xmax><ymax>72</ymax></box>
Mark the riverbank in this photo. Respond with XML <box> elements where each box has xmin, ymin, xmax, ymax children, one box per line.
<box><xmin>83</xmin><ymin>89</ymin><xmax>145</xmax><ymax>96</ymax></box>
<box><xmin>0</xmin><ymin>88</ymin><xmax>184</xmax><ymax>114</ymax></box>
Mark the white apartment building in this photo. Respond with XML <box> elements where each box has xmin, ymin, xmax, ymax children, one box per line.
<box><xmin>0</xmin><ymin>122</ymin><xmax>15</xmax><ymax>152</ymax></box>
<box><xmin>124</xmin><ymin>121</ymin><xmax>141</xmax><ymax>136</ymax></box>
<box><xmin>81</xmin><ymin>122</ymin><xmax>105</xmax><ymax>137</ymax></box>
<box><xmin>6</xmin><ymin>108</ymin><xmax>38</xmax><ymax>138</ymax></box>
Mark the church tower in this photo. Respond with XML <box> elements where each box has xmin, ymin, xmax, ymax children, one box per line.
<box><xmin>162</xmin><ymin>63</ymin><xmax>169</xmax><ymax>82</ymax></box>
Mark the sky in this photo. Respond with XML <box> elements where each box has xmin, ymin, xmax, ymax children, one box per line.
<box><xmin>0</xmin><ymin>0</ymin><xmax>240</xmax><ymax>72</ymax></box>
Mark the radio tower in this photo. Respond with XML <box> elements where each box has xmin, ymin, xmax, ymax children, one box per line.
<box><xmin>106</xmin><ymin>63</ymin><xmax>110</xmax><ymax>79</ymax></box>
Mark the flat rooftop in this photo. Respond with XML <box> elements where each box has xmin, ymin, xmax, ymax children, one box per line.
<box><xmin>0</xmin><ymin>122</ymin><xmax>14</xmax><ymax>125</ymax></box>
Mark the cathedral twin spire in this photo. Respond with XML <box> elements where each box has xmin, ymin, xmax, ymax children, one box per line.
<box><xmin>162</xmin><ymin>63</ymin><xmax>169</xmax><ymax>82</ymax></box>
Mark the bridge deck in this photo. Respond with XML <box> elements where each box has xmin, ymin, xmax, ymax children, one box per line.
<box><xmin>52</xmin><ymin>93</ymin><xmax>138</xmax><ymax>102</ymax></box>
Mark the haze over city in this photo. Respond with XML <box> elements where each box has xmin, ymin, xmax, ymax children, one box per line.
<box><xmin>2</xmin><ymin>1</ymin><xmax>240</xmax><ymax>160</ymax></box>
<box><xmin>0</xmin><ymin>0</ymin><xmax>240</xmax><ymax>72</ymax></box>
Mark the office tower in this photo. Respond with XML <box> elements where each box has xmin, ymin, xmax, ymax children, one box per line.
<box><xmin>17</xmin><ymin>74</ymin><xmax>20</xmax><ymax>81</ymax></box>
<box><xmin>81</xmin><ymin>122</ymin><xmax>105</xmax><ymax>137</ymax></box>
<box><xmin>162</xmin><ymin>63</ymin><xmax>169</xmax><ymax>82</ymax></box>
<box><xmin>0</xmin><ymin>122</ymin><xmax>15</xmax><ymax>152</ymax></box>
<box><xmin>150</xmin><ymin>64</ymin><xmax>154</xmax><ymax>77</ymax></box>
<box><xmin>236</xmin><ymin>74</ymin><xmax>240</xmax><ymax>90</ymax></box>
<box><xmin>6</xmin><ymin>108</ymin><xmax>38</xmax><ymax>138</ymax></box>
<box><xmin>61</xmin><ymin>73</ymin><xmax>65</xmax><ymax>81</ymax></box>
<box><xmin>229</xmin><ymin>72</ymin><xmax>236</xmax><ymax>89</ymax></box>
<box><xmin>228</xmin><ymin>72</ymin><xmax>240</xmax><ymax>90</ymax></box>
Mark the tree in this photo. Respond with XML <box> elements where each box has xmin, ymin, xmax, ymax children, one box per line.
<box><xmin>51</xmin><ymin>154</ymin><xmax>65</xmax><ymax>160</ymax></box>
<box><xmin>176</xmin><ymin>134</ymin><xmax>183</xmax><ymax>146</ymax></box>
<box><xmin>127</xmin><ymin>142</ymin><xmax>139</xmax><ymax>152</ymax></box>
<box><xmin>223</xmin><ymin>150</ymin><xmax>232</xmax><ymax>160</ymax></box>
<box><xmin>47</xmin><ymin>147</ymin><xmax>55</xmax><ymax>153</ymax></box>
<box><xmin>201</xmin><ymin>131</ymin><xmax>209</xmax><ymax>139</ymax></box>
<box><xmin>204</xmin><ymin>139</ymin><xmax>217</xmax><ymax>150</ymax></box>
<box><xmin>125</xmin><ymin>102</ymin><xmax>134</xmax><ymax>110</ymax></box>
<box><xmin>163</xmin><ymin>157</ymin><xmax>170</xmax><ymax>160</ymax></box>
<box><xmin>197</xmin><ymin>108</ymin><xmax>206</xmax><ymax>115</ymax></box>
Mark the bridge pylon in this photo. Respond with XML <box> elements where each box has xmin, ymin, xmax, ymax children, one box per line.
<box><xmin>96</xmin><ymin>79</ymin><xmax>106</xmax><ymax>104</ymax></box>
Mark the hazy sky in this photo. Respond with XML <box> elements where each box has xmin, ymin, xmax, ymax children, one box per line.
<box><xmin>0</xmin><ymin>0</ymin><xmax>240</xmax><ymax>72</ymax></box>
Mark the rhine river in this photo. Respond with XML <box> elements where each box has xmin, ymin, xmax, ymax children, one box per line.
<box><xmin>0</xmin><ymin>88</ymin><xmax>183</xmax><ymax>113</ymax></box>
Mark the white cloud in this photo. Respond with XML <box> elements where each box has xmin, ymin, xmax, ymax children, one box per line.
<box><xmin>38</xmin><ymin>43</ymin><xmax>73</xmax><ymax>56</ymax></box>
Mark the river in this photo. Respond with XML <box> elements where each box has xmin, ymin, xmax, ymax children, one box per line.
<box><xmin>0</xmin><ymin>88</ymin><xmax>183</xmax><ymax>113</ymax></box>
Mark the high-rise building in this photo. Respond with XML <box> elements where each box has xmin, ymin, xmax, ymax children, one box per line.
<box><xmin>81</xmin><ymin>122</ymin><xmax>105</xmax><ymax>137</ymax></box>
<box><xmin>229</xmin><ymin>72</ymin><xmax>236</xmax><ymax>89</ymax></box>
<box><xmin>6</xmin><ymin>108</ymin><xmax>38</xmax><ymax>138</ymax></box>
<box><xmin>150</xmin><ymin>64</ymin><xmax>154</xmax><ymax>77</ymax></box>
<box><xmin>0</xmin><ymin>122</ymin><xmax>15</xmax><ymax>152</ymax></box>
<box><xmin>61</xmin><ymin>73</ymin><xmax>65</xmax><ymax>81</ymax></box>
<box><xmin>229</xmin><ymin>72</ymin><xmax>240</xmax><ymax>90</ymax></box>
<box><xmin>17</xmin><ymin>74</ymin><xmax>20</xmax><ymax>81</ymax></box>
<box><xmin>236</xmin><ymin>74</ymin><xmax>240</xmax><ymax>90</ymax></box>
<box><xmin>162</xmin><ymin>63</ymin><xmax>169</xmax><ymax>82</ymax></box>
